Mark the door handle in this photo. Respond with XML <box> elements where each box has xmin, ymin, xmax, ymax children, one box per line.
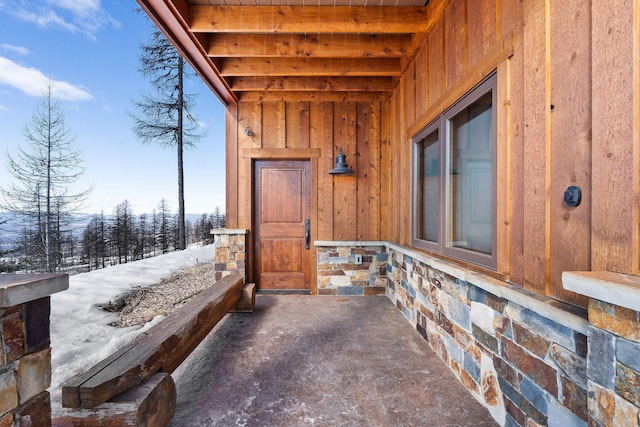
<box><xmin>305</xmin><ymin>219</ymin><xmax>310</xmax><ymax>250</ymax></box>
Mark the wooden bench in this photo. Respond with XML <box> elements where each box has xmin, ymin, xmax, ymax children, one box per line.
<box><xmin>53</xmin><ymin>274</ymin><xmax>255</xmax><ymax>426</ymax></box>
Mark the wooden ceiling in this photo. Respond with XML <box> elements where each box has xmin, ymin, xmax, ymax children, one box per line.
<box><xmin>138</xmin><ymin>0</ymin><xmax>445</xmax><ymax>105</ymax></box>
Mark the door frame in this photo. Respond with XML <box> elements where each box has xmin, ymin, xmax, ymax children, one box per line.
<box><xmin>243</xmin><ymin>148</ymin><xmax>320</xmax><ymax>294</ymax></box>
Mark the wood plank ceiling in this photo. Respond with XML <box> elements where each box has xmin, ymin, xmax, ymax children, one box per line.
<box><xmin>138</xmin><ymin>0</ymin><xmax>444</xmax><ymax>104</ymax></box>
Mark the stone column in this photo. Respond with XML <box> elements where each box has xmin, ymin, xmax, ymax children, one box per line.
<box><xmin>210</xmin><ymin>229</ymin><xmax>248</xmax><ymax>283</ymax></box>
<box><xmin>0</xmin><ymin>274</ymin><xmax>68</xmax><ymax>427</ymax></box>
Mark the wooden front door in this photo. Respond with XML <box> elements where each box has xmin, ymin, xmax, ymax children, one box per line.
<box><xmin>254</xmin><ymin>160</ymin><xmax>311</xmax><ymax>291</ymax></box>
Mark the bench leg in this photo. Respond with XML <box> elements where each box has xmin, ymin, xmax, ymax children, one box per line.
<box><xmin>52</xmin><ymin>373</ymin><xmax>176</xmax><ymax>427</ymax></box>
<box><xmin>230</xmin><ymin>283</ymin><xmax>256</xmax><ymax>313</ymax></box>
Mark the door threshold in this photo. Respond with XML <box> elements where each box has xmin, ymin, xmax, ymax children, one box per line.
<box><xmin>257</xmin><ymin>289</ymin><xmax>312</xmax><ymax>295</ymax></box>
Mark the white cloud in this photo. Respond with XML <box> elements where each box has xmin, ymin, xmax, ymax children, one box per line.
<box><xmin>50</xmin><ymin>0</ymin><xmax>101</xmax><ymax>16</ymax></box>
<box><xmin>1</xmin><ymin>44</ymin><xmax>30</xmax><ymax>56</ymax></box>
<box><xmin>1</xmin><ymin>0</ymin><xmax>120</xmax><ymax>40</ymax></box>
<box><xmin>0</xmin><ymin>56</ymin><xmax>93</xmax><ymax>101</ymax></box>
<box><xmin>15</xmin><ymin>7</ymin><xmax>79</xmax><ymax>33</ymax></box>
<box><xmin>0</xmin><ymin>103</ymin><xmax>8</xmax><ymax>112</ymax></box>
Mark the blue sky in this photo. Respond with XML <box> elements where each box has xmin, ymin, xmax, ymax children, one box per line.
<box><xmin>0</xmin><ymin>1</ymin><xmax>226</xmax><ymax>215</ymax></box>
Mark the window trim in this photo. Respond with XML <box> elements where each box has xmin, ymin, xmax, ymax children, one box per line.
<box><xmin>412</xmin><ymin>120</ymin><xmax>441</xmax><ymax>253</ymax></box>
<box><xmin>412</xmin><ymin>72</ymin><xmax>497</xmax><ymax>270</ymax></box>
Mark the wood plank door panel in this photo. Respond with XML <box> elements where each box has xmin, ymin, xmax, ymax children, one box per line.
<box><xmin>254</xmin><ymin>160</ymin><xmax>311</xmax><ymax>290</ymax></box>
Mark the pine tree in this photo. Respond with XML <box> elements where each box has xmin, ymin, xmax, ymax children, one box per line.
<box><xmin>150</xmin><ymin>208</ymin><xmax>158</xmax><ymax>256</ymax></box>
<box><xmin>196</xmin><ymin>213</ymin><xmax>213</xmax><ymax>245</ymax></box>
<box><xmin>156</xmin><ymin>199</ymin><xmax>171</xmax><ymax>254</ymax></box>
<box><xmin>138</xmin><ymin>213</ymin><xmax>148</xmax><ymax>259</ymax></box>
<box><xmin>110</xmin><ymin>200</ymin><xmax>136</xmax><ymax>264</ymax></box>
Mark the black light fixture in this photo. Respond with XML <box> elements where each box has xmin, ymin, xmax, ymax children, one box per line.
<box><xmin>329</xmin><ymin>147</ymin><xmax>355</xmax><ymax>175</ymax></box>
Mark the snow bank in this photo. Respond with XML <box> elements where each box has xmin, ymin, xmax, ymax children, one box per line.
<box><xmin>49</xmin><ymin>245</ymin><xmax>215</xmax><ymax>390</ymax></box>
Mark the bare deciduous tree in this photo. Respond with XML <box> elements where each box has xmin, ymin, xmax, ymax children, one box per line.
<box><xmin>130</xmin><ymin>25</ymin><xmax>203</xmax><ymax>251</ymax></box>
<box><xmin>0</xmin><ymin>83</ymin><xmax>90</xmax><ymax>272</ymax></box>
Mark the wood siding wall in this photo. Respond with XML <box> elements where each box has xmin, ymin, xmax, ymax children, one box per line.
<box><xmin>225</xmin><ymin>0</ymin><xmax>640</xmax><ymax>306</ymax></box>
<box><xmin>392</xmin><ymin>0</ymin><xmax>640</xmax><ymax>307</ymax></box>
<box><xmin>225</xmin><ymin>100</ymin><xmax>385</xmax><ymax>285</ymax></box>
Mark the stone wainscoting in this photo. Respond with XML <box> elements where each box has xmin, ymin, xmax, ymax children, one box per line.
<box><xmin>316</xmin><ymin>241</ymin><xmax>640</xmax><ymax>427</ymax></box>
<box><xmin>315</xmin><ymin>241</ymin><xmax>388</xmax><ymax>296</ymax></box>
<box><xmin>564</xmin><ymin>272</ymin><xmax>640</xmax><ymax>427</ymax></box>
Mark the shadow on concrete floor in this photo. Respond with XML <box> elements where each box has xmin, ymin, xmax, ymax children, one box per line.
<box><xmin>170</xmin><ymin>295</ymin><xmax>498</xmax><ymax>427</ymax></box>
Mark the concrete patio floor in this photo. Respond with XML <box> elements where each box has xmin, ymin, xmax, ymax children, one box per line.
<box><xmin>170</xmin><ymin>295</ymin><xmax>498</xmax><ymax>427</ymax></box>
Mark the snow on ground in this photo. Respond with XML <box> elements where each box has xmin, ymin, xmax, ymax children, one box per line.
<box><xmin>49</xmin><ymin>245</ymin><xmax>215</xmax><ymax>391</ymax></box>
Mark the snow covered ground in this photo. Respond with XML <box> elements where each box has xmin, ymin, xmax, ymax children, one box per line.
<box><xmin>49</xmin><ymin>245</ymin><xmax>215</xmax><ymax>391</ymax></box>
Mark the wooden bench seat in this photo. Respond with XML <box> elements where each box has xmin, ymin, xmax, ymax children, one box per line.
<box><xmin>60</xmin><ymin>273</ymin><xmax>245</xmax><ymax>410</ymax></box>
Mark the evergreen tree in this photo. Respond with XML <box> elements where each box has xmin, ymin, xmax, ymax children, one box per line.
<box><xmin>138</xmin><ymin>213</ymin><xmax>149</xmax><ymax>259</ymax></box>
<box><xmin>150</xmin><ymin>208</ymin><xmax>158</xmax><ymax>256</ymax></box>
<box><xmin>81</xmin><ymin>215</ymin><xmax>98</xmax><ymax>270</ymax></box>
<box><xmin>156</xmin><ymin>199</ymin><xmax>171</xmax><ymax>254</ymax></box>
<box><xmin>110</xmin><ymin>200</ymin><xmax>135</xmax><ymax>264</ymax></box>
<box><xmin>212</xmin><ymin>205</ymin><xmax>226</xmax><ymax>229</ymax></box>
<box><xmin>97</xmin><ymin>211</ymin><xmax>107</xmax><ymax>269</ymax></box>
<box><xmin>195</xmin><ymin>213</ymin><xmax>213</xmax><ymax>245</ymax></box>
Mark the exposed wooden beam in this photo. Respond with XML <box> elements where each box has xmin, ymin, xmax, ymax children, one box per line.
<box><xmin>409</xmin><ymin>0</ymin><xmax>451</xmax><ymax>54</ymax></box>
<box><xmin>230</xmin><ymin>76</ymin><xmax>398</xmax><ymax>92</ymax></box>
<box><xmin>220</xmin><ymin>57</ymin><xmax>401</xmax><ymax>76</ymax></box>
<box><xmin>241</xmin><ymin>148</ymin><xmax>321</xmax><ymax>159</ymax></box>
<box><xmin>207</xmin><ymin>34</ymin><xmax>413</xmax><ymax>58</ymax></box>
<box><xmin>190</xmin><ymin>6</ymin><xmax>430</xmax><ymax>34</ymax></box>
<box><xmin>136</xmin><ymin>0</ymin><xmax>235</xmax><ymax>105</ymax></box>
<box><xmin>238</xmin><ymin>91</ymin><xmax>389</xmax><ymax>102</ymax></box>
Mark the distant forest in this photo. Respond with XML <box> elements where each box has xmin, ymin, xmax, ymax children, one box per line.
<box><xmin>0</xmin><ymin>200</ymin><xmax>225</xmax><ymax>274</ymax></box>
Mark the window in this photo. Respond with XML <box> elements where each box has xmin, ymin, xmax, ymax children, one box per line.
<box><xmin>412</xmin><ymin>73</ymin><xmax>497</xmax><ymax>269</ymax></box>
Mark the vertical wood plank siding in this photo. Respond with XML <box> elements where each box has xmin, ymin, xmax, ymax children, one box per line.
<box><xmin>397</xmin><ymin>0</ymin><xmax>597</xmax><ymax>307</ymax></box>
<box><xmin>521</xmin><ymin>0</ymin><xmax>548</xmax><ymax>299</ymax></box>
<box><xmin>228</xmin><ymin>100</ymin><xmax>385</xmax><ymax>240</ymax></box>
<box><xmin>592</xmin><ymin>0</ymin><xmax>638</xmax><ymax>275</ymax></box>
<box><xmin>225</xmin><ymin>0</ymin><xmax>639</xmax><ymax>305</ymax></box>
<box><xmin>549</xmin><ymin>0</ymin><xmax>592</xmax><ymax>304</ymax></box>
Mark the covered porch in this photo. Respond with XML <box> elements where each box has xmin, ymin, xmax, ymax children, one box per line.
<box><xmin>171</xmin><ymin>294</ymin><xmax>498</xmax><ymax>426</ymax></box>
<box><xmin>136</xmin><ymin>0</ymin><xmax>640</xmax><ymax>426</ymax></box>
<box><xmin>3</xmin><ymin>0</ymin><xmax>636</xmax><ymax>425</ymax></box>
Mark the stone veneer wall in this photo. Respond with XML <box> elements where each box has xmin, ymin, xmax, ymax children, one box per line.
<box><xmin>563</xmin><ymin>272</ymin><xmax>640</xmax><ymax>427</ymax></box>
<box><xmin>315</xmin><ymin>242</ymin><xmax>640</xmax><ymax>426</ymax></box>
<box><xmin>211</xmin><ymin>229</ymin><xmax>247</xmax><ymax>283</ymax></box>
<box><xmin>0</xmin><ymin>275</ymin><xmax>68</xmax><ymax>427</ymax></box>
<box><xmin>315</xmin><ymin>242</ymin><xmax>388</xmax><ymax>296</ymax></box>
<box><xmin>385</xmin><ymin>245</ymin><xmax>592</xmax><ymax>426</ymax></box>
<box><xmin>586</xmin><ymin>300</ymin><xmax>640</xmax><ymax>426</ymax></box>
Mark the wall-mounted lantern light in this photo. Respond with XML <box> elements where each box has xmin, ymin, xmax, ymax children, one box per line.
<box><xmin>245</xmin><ymin>127</ymin><xmax>253</xmax><ymax>137</ymax></box>
<box><xmin>329</xmin><ymin>147</ymin><xmax>355</xmax><ymax>175</ymax></box>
